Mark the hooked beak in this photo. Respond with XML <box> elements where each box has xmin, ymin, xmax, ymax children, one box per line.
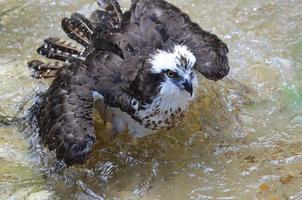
<box><xmin>182</xmin><ymin>80</ymin><xmax>193</xmax><ymax>96</ymax></box>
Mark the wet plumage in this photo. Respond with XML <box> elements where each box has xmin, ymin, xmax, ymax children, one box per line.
<box><xmin>28</xmin><ymin>0</ymin><xmax>230</xmax><ymax>165</ymax></box>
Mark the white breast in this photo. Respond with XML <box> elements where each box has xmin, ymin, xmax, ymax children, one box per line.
<box><xmin>107</xmin><ymin>94</ymin><xmax>191</xmax><ymax>138</ymax></box>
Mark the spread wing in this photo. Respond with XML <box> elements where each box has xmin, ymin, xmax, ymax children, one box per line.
<box><xmin>93</xmin><ymin>0</ymin><xmax>229</xmax><ymax>80</ymax></box>
<box><xmin>34</xmin><ymin>51</ymin><xmax>158</xmax><ymax>165</ymax></box>
<box><xmin>130</xmin><ymin>0</ymin><xmax>230</xmax><ymax>80</ymax></box>
<box><xmin>37</xmin><ymin>61</ymin><xmax>96</xmax><ymax>166</ymax></box>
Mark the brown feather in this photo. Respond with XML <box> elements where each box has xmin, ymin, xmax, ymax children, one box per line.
<box><xmin>27</xmin><ymin>60</ymin><xmax>65</xmax><ymax>79</ymax></box>
<box><xmin>70</xmin><ymin>13</ymin><xmax>96</xmax><ymax>33</ymax></box>
<box><xmin>44</xmin><ymin>37</ymin><xmax>83</xmax><ymax>55</ymax></box>
<box><xmin>37</xmin><ymin>38</ymin><xmax>84</xmax><ymax>61</ymax></box>
<box><xmin>61</xmin><ymin>17</ymin><xmax>92</xmax><ymax>47</ymax></box>
<box><xmin>36</xmin><ymin>61</ymin><xmax>96</xmax><ymax>165</ymax></box>
<box><xmin>96</xmin><ymin>0</ymin><xmax>123</xmax><ymax>28</ymax></box>
<box><xmin>90</xmin><ymin>10</ymin><xmax>116</xmax><ymax>30</ymax></box>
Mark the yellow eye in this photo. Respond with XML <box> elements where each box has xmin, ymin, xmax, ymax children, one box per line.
<box><xmin>166</xmin><ymin>70</ymin><xmax>175</xmax><ymax>78</ymax></box>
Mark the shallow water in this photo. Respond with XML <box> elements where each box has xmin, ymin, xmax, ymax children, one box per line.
<box><xmin>0</xmin><ymin>0</ymin><xmax>302</xmax><ymax>199</ymax></box>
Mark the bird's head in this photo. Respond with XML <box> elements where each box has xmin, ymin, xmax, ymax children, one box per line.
<box><xmin>149</xmin><ymin>45</ymin><xmax>198</xmax><ymax>98</ymax></box>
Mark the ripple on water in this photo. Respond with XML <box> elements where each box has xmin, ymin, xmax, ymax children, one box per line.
<box><xmin>0</xmin><ymin>0</ymin><xmax>302</xmax><ymax>199</ymax></box>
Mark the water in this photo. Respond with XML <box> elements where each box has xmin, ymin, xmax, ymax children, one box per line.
<box><xmin>0</xmin><ymin>0</ymin><xmax>302</xmax><ymax>199</ymax></box>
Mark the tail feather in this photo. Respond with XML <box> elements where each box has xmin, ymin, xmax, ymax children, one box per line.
<box><xmin>61</xmin><ymin>13</ymin><xmax>94</xmax><ymax>47</ymax></box>
<box><xmin>96</xmin><ymin>0</ymin><xmax>123</xmax><ymax>29</ymax></box>
<box><xmin>37</xmin><ymin>38</ymin><xmax>84</xmax><ymax>61</ymax></box>
<box><xmin>28</xmin><ymin>60</ymin><xmax>65</xmax><ymax>79</ymax></box>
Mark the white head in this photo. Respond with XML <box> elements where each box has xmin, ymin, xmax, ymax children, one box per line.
<box><xmin>149</xmin><ymin>44</ymin><xmax>198</xmax><ymax>100</ymax></box>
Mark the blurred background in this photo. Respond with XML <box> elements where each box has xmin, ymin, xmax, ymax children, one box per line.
<box><xmin>0</xmin><ymin>0</ymin><xmax>302</xmax><ymax>199</ymax></box>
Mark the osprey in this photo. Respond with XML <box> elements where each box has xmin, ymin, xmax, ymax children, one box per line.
<box><xmin>28</xmin><ymin>0</ymin><xmax>229</xmax><ymax>165</ymax></box>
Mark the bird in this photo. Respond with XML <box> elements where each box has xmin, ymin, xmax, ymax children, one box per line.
<box><xmin>27</xmin><ymin>0</ymin><xmax>230</xmax><ymax>166</ymax></box>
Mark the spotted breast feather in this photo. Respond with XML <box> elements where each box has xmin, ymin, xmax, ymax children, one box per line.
<box><xmin>28</xmin><ymin>0</ymin><xmax>229</xmax><ymax>166</ymax></box>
